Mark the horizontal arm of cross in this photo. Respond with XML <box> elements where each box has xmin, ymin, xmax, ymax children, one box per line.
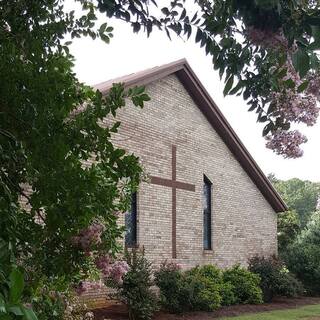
<box><xmin>150</xmin><ymin>176</ymin><xmax>195</xmax><ymax>192</ymax></box>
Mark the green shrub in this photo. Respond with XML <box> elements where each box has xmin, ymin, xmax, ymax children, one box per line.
<box><xmin>248</xmin><ymin>256</ymin><xmax>304</xmax><ymax>302</ymax></box>
<box><xmin>220</xmin><ymin>281</ymin><xmax>237</xmax><ymax>306</ymax></box>
<box><xmin>187</xmin><ymin>265</ymin><xmax>236</xmax><ymax>306</ymax></box>
<box><xmin>156</xmin><ymin>263</ymin><xmax>264</xmax><ymax>313</ymax></box>
<box><xmin>155</xmin><ymin>262</ymin><xmax>221</xmax><ymax>313</ymax></box>
<box><xmin>31</xmin><ymin>281</ymin><xmax>95</xmax><ymax>320</ymax></box>
<box><xmin>187</xmin><ymin>264</ymin><xmax>222</xmax><ymax>281</ymax></box>
<box><xmin>186</xmin><ymin>265</ymin><xmax>235</xmax><ymax>307</ymax></box>
<box><xmin>277</xmin><ymin>272</ymin><xmax>305</xmax><ymax>298</ymax></box>
<box><xmin>223</xmin><ymin>265</ymin><xmax>263</xmax><ymax>304</ymax></box>
<box><xmin>186</xmin><ymin>272</ymin><xmax>221</xmax><ymax>311</ymax></box>
<box><xmin>154</xmin><ymin>261</ymin><xmax>189</xmax><ymax>313</ymax></box>
<box><xmin>110</xmin><ymin>249</ymin><xmax>158</xmax><ymax>320</ymax></box>
<box><xmin>32</xmin><ymin>290</ymin><xmax>65</xmax><ymax>320</ymax></box>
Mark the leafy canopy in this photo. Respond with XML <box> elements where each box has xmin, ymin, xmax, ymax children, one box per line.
<box><xmin>0</xmin><ymin>0</ymin><xmax>150</xmax><ymax>314</ymax></box>
<box><xmin>96</xmin><ymin>0</ymin><xmax>320</xmax><ymax>157</ymax></box>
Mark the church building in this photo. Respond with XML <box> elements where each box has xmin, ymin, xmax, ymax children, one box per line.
<box><xmin>95</xmin><ymin>59</ymin><xmax>287</xmax><ymax>269</ymax></box>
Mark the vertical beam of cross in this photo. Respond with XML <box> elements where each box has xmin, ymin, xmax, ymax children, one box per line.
<box><xmin>150</xmin><ymin>145</ymin><xmax>195</xmax><ymax>259</ymax></box>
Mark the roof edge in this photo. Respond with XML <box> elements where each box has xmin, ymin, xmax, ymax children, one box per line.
<box><xmin>177</xmin><ymin>61</ymin><xmax>287</xmax><ymax>213</ymax></box>
<box><xmin>94</xmin><ymin>59</ymin><xmax>287</xmax><ymax>213</ymax></box>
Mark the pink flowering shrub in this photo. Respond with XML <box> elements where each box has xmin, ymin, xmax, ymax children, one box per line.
<box><xmin>71</xmin><ymin>221</ymin><xmax>105</xmax><ymax>253</ymax></box>
<box><xmin>71</xmin><ymin>220</ymin><xmax>129</xmax><ymax>295</ymax></box>
<box><xmin>95</xmin><ymin>255</ymin><xmax>129</xmax><ymax>284</ymax></box>
<box><xmin>108</xmin><ymin>249</ymin><xmax>158</xmax><ymax>320</ymax></box>
<box><xmin>265</xmin><ymin>130</ymin><xmax>308</xmax><ymax>158</ymax></box>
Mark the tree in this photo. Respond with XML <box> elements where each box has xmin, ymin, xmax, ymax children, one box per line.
<box><xmin>0</xmin><ymin>0</ymin><xmax>150</xmax><ymax>316</ymax></box>
<box><xmin>284</xmin><ymin>212</ymin><xmax>320</xmax><ymax>294</ymax></box>
<box><xmin>277</xmin><ymin>209</ymin><xmax>300</xmax><ymax>252</ymax></box>
<box><xmin>270</xmin><ymin>175</ymin><xmax>320</xmax><ymax>227</ymax></box>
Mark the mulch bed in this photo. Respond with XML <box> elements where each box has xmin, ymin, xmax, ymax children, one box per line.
<box><xmin>93</xmin><ymin>297</ymin><xmax>320</xmax><ymax>320</ymax></box>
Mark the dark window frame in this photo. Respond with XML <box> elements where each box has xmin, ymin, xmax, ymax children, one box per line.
<box><xmin>203</xmin><ymin>175</ymin><xmax>212</xmax><ymax>250</ymax></box>
<box><xmin>125</xmin><ymin>192</ymin><xmax>138</xmax><ymax>247</ymax></box>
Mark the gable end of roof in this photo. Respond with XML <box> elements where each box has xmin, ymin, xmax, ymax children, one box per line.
<box><xmin>95</xmin><ymin>59</ymin><xmax>287</xmax><ymax>213</ymax></box>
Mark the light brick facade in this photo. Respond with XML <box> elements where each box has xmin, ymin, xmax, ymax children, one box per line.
<box><xmin>105</xmin><ymin>73</ymin><xmax>278</xmax><ymax>269</ymax></box>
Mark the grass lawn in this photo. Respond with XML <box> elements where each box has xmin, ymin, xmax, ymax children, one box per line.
<box><xmin>220</xmin><ymin>304</ymin><xmax>320</xmax><ymax>320</ymax></box>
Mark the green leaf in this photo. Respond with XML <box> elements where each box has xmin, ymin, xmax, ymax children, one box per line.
<box><xmin>297</xmin><ymin>81</ymin><xmax>309</xmax><ymax>93</ymax></box>
<box><xmin>229</xmin><ymin>80</ymin><xmax>243</xmax><ymax>95</ymax></box>
<box><xmin>283</xmin><ymin>79</ymin><xmax>295</xmax><ymax>89</ymax></box>
<box><xmin>140</xmin><ymin>93</ymin><xmax>151</xmax><ymax>101</ymax></box>
<box><xmin>9</xmin><ymin>306</ymin><xmax>23</xmax><ymax>316</ymax></box>
<box><xmin>223</xmin><ymin>76</ymin><xmax>234</xmax><ymax>96</ymax></box>
<box><xmin>21</xmin><ymin>306</ymin><xmax>38</xmax><ymax>320</ymax></box>
<box><xmin>258</xmin><ymin>115</ymin><xmax>268</xmax><ymax>123</ymax></box>
<box><xmin>308</xmin><ymin>41</ymin><xmax>320</xmax><ymax>50</ymax></box>
<box><xmin>262</xmin><ymin>122</ymin><xmax>274</xmax><ymax>137</ymax></box>
<box><xmin>312</xmin><ymin>26</ymin><xmax>320</xmax><ymax>41</ymax></box>
<box><xmin>133</xmin><ymin>86</ymin><xmax>145</xmax><ymax>95</ymax></box>
<box><xmin>100</xmin><ymin>34</ymin><xmax>110</xmax><ymax>44</ymax></box>
<box><xmin>99</xmin><ymin>22</ymin><xmax>107</xmax><ymax>34</ymax></box>
<box><xmin>179</xmin><ymin>8</ymin><xmax>186</xmax><ymax>20</ymax></box>
<box><xmin>292</xmin><ymin>49</ymin><xmax>310</xmax><ymax>78</ymax></box>
<box><xmin>195</xmin><ymin>28</ymin><xmax>202</xmax><ymax>43</ymax></box>
<box><xmin>0</xmin><ymin>295</ymin><xmax>6</xmax><ymax>313</ymax></box>
<box><xmin>9</xmin><ymin>269</ymin><xmax>24</xmax><ymax>303</ymax></box>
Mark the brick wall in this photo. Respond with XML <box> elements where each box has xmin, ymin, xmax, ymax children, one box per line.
<box><xmin>101</xmin><ymin>74</ymin><xmax>278</xmax><ymax>269</ymax></box>
<box><xmin>80</xmin><ymin>73</ymin><xmax>278</xmax><ymax>305</ymax></box>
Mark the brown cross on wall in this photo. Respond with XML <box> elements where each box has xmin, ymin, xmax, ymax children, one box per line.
<box><xmin>150</xmin><ymin>145</ymin><xmax>195</xmax><ymax>259</ymax></box>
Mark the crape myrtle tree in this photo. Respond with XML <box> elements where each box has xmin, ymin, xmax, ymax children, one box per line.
<box><xmin>1</xmin><ymin>0</ymin><xmax>320</xmax><ymax>317</ymax></box>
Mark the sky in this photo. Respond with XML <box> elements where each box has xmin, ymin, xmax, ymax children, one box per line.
<box><xmin>68</xmin><ymin>7</ymin><xmax>320</xmax><ymax>182</ymax></box>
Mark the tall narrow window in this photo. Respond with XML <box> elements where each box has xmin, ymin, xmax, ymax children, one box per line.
<box><xmin>125</xmin><ymin>192</ymin><xmax>137</xmax><ymax>247</ymax></box>
<box><xmin>203</xmin><ymin>175</ymin><xmax>212</xmax><ymax>250</ymax></box>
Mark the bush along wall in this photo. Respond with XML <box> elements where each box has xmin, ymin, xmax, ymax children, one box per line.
<box><xmin>248</xmin><ymin>256</ymin><xmax>304</xmax><ymax>302</ymax></box>
<box><xmin>109</xmin><ymin>256</ymin><xmax>306</xmax><ymax>317</ymax></box>
<box><xmin>154</xmin><ymin>262</ymin><xmax>263</xmax><ymax>313</ymax></box>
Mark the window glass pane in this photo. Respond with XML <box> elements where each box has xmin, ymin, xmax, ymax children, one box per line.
<box><xmin>203</xmin><ymin>176</ymin><xmax>212</xmax><ymax>250</ymax></box>
<box><xmin>125</xmin><ymin>193</ymin><xmax>137</xmax><ymax>246</ymax></box>
<box><xmin>203</xmin><ymin>211</ymin><xmax>210</xmax><ymax>249</ymax></box>
<box><xmin>203</xmin><ymin>183</ymin><xmax>209</xmax><ymax>210</ymax></box>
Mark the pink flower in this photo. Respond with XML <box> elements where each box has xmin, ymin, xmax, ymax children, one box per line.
<box><xmin>70</xmin><ymin>221</ymin><xmax>106</xmax><ymax>252</ymax></box>
<box><xmin>306</xmin><ymin>73</ymin><xmax>320</xmax><ymax>100</ymax></box>
<box><xmin>271</xmin><ymin>90</ymin><xmax>319</xmax><ymax>126</ymax></box>
<box><xmin>95</xmin><ymin>255</ymin><xmax>129</xmax><ymax>284</ymax></box>
<box><xmin>265</xmin><ymin>130</ymin><xmax>307</xmax><ymax>158</ymax></box>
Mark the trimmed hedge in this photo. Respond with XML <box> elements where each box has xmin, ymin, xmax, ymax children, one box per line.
<box><xmin>154</xmin><ymin>262</ymin><xmax>263</xmax><ymax>313</ymax></box>
<box><xmin>223</xmin><ymin>265</ymin><xmax>263</xmax><ymax>304</ymax></box>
